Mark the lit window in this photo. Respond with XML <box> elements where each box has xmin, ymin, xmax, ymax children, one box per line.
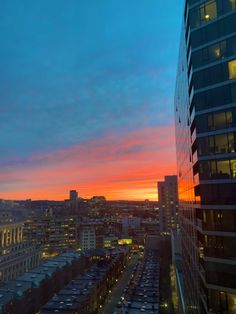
<box><xmin>226</xmin><ymin>111</ymin><xmax>233</xmax><ymax>125</ymax></box>
<box><xmin>230</xmin><ymin>0</ymin><xmax>236</xmax><ymax>10</ymax></box>
<box><xmin>200</xmin><ymin>1</ymin><xmax>217</xmax><ymax>23</ymax></box>
<box><xmin>214</xmin><ymin>47</ymin><xmax>220</xmax><ymax>57</ymax></box>
<box><xmin>231</xmin><ymin>160</ymin><xmax>236</xmax><ymax>177</ymax></box>
<box><xmin>213</xmin><ymin>112</ymin><xmax>226</xmax><ymax>129</ymax></box>
<box><xmin>228</xmin><ymin>60</ymin><xmax>236</xmax><ymax>79</ymax></box>
<box><xmin>216</xmin><ymin>160</ymin><xmax>230</xmax><ymax>177</ymax></box>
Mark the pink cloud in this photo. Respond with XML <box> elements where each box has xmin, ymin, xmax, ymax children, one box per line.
<box><xmin>1</xmin><ymin>125</ymin><xmax>176</xmax><ymax>200</ymax></box>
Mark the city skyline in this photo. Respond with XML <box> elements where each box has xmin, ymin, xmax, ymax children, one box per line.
<box><xmin>1</xmin><ymin>1</ymin><xmax>236</xmax><ymax>313</ymax></box>
<box><xmin>0</xmin><ymin>0</ymin><xmax>182</xmax><ymax>201</ymax></box>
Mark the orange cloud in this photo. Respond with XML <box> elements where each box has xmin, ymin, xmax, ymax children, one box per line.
<box><xmin>1</xmin><ymin>125</ymin><xmax>176</xmax><ymax>200</ymax></box>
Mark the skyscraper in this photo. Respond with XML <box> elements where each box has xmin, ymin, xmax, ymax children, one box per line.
<box><xmin>69</xmin><ymin>190</ymin><xmax>78</xmax><ymax>211</ymax></box>
<box><xmin>70</xmin><ymin>190</ymin><xmax>78</xmax><ymax>201</ymax></box>
<box><xmin>175</xmin><ymin>1</ymin><xmax>236</xmax><ymax>313</ymax></box>
<box><xmin>157</xmin><ymin>175</ymin><xmax>178</xmax><ymax>234</ymax></box>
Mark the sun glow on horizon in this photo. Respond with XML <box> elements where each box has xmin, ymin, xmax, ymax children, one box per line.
<box><xmin>1</xmin><ymin>126</ymin><xmax>176</xmax><ymax>202</ymax></box>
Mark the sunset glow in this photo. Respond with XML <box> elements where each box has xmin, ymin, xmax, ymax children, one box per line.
<box><xmin>1</xmin><ymin>125</ymin><xmax>176</xmax><ymax>200</ymax></box>
<box><xmin>0</xmin><ymin>1</ymin><xmax>181</xmax><ymax>201</ymax></box>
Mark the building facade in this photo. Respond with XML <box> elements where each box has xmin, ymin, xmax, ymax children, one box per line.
<box><xmin>0</xmin><ymin>220</ymin><xmax>41</xmax><ymax>282</ymax></box>
<box><xmin>175</xmin><ymin>1</ymin><xmax>236</xmax><ymax>313</ymax></box>
<box><xmin>24</xmin><ymin>210</ymin><xmax>78</xmax><ymax>258</ymax></box>
<box><xmin>79</xmin><ymin>225</ymin><xmax>96</xmax><ymax>251</ymax></box>
<box><xmin>78</xmin><ymin>222</ymin><xmax>104</xmax><ymax>251</ymax></box>
<box><xmin>157</xmin><ymin>175</ymin><xmax>179</xmax><ymax>234</ymax></box>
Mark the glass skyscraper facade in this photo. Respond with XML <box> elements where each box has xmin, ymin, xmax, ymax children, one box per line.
<box><xmin>175</xmin><ymin>1</ymin><xmax>236</xmax><ymax>313</ymax></box>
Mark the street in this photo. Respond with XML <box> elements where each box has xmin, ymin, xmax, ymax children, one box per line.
<box><xmin>102</xmin><ymin>252</ymin><xmax>141</xmax><ymax>314</ymax></box>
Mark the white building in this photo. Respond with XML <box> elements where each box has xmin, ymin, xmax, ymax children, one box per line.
<box><xmin>79</xmin><ymin>226</ymin><xmax>96</xmax><ymax>251</ymax></box>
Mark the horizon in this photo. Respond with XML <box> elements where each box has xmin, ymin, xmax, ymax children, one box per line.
<box><xmin>1</xmin><ymin>197</ymin><xmax>159</xmax><ymax>202</ymax></box>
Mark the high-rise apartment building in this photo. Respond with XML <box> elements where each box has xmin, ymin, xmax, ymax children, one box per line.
<box><xmin>157</xmin><ymin>175</ymin><xmax>178</xmax><ymax>234</ymax></box>
<box><xmin>175</xmin><ymin>1</ymin><xmax>236</xmax><ymax>313</ymax></box>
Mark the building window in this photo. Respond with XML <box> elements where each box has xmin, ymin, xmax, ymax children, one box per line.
<box><xmin>196</xmin><ymin>109</ymin><xmax>235</xmax><ymax>133</ymax></box>
<box><xmin>214</xmin><ymin>112</ymin><xmax>228</xmax><ymax>129</ymax></box>
<box><xmin>215</xmin><ymin>133</ymin><xmax>230</xmax><ymax>153</ymax></box>
<box><xmin>228</xmin><ymin>60</ymin><xmax>236</xmax><ymax>79</ymax></box>
<box><xmin>199</xmin><ymin>159</ymin><xmax>233</xmax><ymax>179</ymax></box>
<box><xmin>198</xmin><ymin>132</ymin><xmax>236</xmax><ymax>156</ymax></box>
<box><xmin>229</xmin><ymin>0</ymin><xmax>236</xmax><ymax>10</ymax></box>
<box><xmin>200</xmin><ymin>1</ymin><xmax>217</xmax><ymax>23</ymax></box>
<box><xmin>217</xmin><ymin>159</ymin><xmax>231</xmax><ymax>177</ymax></box>
<box><xmin>228</xmin><ymin>293</ymin><xmax>236</xmax><ymax>312</ymax></box>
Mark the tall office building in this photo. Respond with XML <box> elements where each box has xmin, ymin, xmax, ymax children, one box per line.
<box><xmin>175</xmin><ymin>1</ymin><xmax>236</xmax><ymax>313</ymax></box>
<box><xmin>24</xmin><ymin>209</ymin><xmax>78</xmax><ymax>258</ymax></box>
<box><xmin>69</xmin><ymin>190</ymin><xmax>78</xmax><ymax>211</ymax></box>
<box><xmin>157</xmin><ymin>175</ymin><xmax>178</xmax><ymax>234</ymax></box>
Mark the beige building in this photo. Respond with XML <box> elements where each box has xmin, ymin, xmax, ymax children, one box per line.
<box><xmin>0</xmin><ymin>220</ymin><xmax>41</xmax><ymax>283</ymax></box>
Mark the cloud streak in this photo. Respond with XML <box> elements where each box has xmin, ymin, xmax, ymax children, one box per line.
<box><xmin>0</xmin><ymin>125</ymin><xmax>176</xmax><ymax>200</ymax></box>
<box><xmin>0</xmin><ymin>0</ymin><xmax>182</xmax><ymax>199</ymax></box>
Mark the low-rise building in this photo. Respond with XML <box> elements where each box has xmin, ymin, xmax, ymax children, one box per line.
<box><xmin>0</xmin><ymin>252</ymin><xmax>88</xmax><ymax>314</ymax></box>
<box><xmin>41</xmin><ymin>249</ymin><xmax>127</xmax><ymax>314</ymax></box>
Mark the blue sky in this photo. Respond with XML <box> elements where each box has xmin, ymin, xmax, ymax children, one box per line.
<box><xmin>0</xmin><ymin>0</ymin><xmax>183</xmax><ymax>199</ymax></box>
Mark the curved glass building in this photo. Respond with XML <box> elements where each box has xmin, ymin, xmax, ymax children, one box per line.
<box><xmin>175</xmin><ymin>1</ymin><xmax>236</xmax><ymax>313</ymax></box>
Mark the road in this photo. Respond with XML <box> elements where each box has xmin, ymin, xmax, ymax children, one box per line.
<box><xmin>102</xmin><ymin>252</ymin><xmax>141</xmax><ymax>314</ymax></box>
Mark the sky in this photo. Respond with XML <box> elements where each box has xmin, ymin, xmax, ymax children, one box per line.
<box><xmin>0</xmin><ymin>0</ymin><xmax>183</xmax><ymax>201</ymax></box>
